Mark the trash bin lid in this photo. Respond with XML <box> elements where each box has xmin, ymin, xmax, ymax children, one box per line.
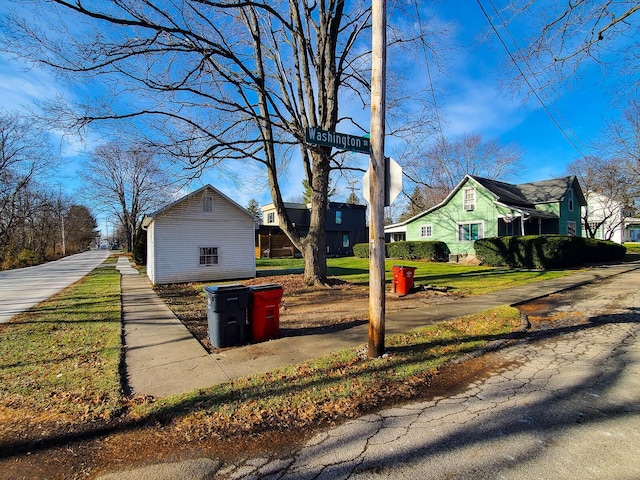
<box><xmin>249</xmin><ymin>283</ymin><xmax>283</xmax><ymax>292</ymax></box>
<box><xmin>204</xmin><ymin>284</ymin><xmax>250</xmax><ymax>294</ymax></box>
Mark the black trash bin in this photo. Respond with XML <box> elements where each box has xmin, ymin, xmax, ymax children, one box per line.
<box><xmin>204</xmin><ymin>284</ymin><xmax>250</xmax><ymax>348</ymax></box>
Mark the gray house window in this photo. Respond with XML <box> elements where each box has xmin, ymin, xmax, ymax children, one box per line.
<box><xmin>199</xmin><ymin>247</ymin><xmax>218</xmax><ymax>266</ymax></box>
<box><xmin>568</xmin><ymin>187</ymin><xmax>574</xmax><ymax>212</ymax></box>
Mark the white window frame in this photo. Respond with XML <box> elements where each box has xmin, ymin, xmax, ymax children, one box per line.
<box><xmin>567</xmin><ymin>221</ymin><xmax>576</xmax><ymax>236</ymax></box>
<box><xmin>267</xmin><ymin>212</ymin><xmax>275</xmax><ymax>224</ymax></box>
<box><xmin>199</xmin><ymin>247</ymin><xmax>219</xmax><ymax>266</ymax></box>
<box><xmin>457</xmin><ymin>221</ymin><xmax>484</xmax><ymax>242</ymax></box>
<box><xmin>420</xmin><ymin>224</ymin><xmax>433</xmax><ymax>238</ymax></box>
<box><xmin>463</xmin><ymin>188</ymin><xmax>476</xmax><ymax>211</ymax></box>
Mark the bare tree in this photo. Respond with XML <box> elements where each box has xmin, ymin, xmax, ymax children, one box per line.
<box><xmin>504</xmin><ymin>1</ymin><xmax>640</xmax><ymax>92</ymax></box>
<box><xmin>403</xmin><ymin>133</ymin><xmax>524</xmax><ymax>207</ymax></box>
<box><xmin>569</xmin><ymin>99</ymin><xmax>640</xmax><ymax>240</ymax></box>
<box><xmin>3</xmin><ymin>0</ymin><xmax>441</xmax><ymax>285</ymax></box>
<box><xmin>566</xmin><ymin>155</ymin><xmax>635</xmax><ymax>240</ymax></box>
<box><xmin>0</xmin><ymin>111</ymin><xmax>54</xmax><ymax>264</ymax></box>
<box><xmin>84</xmin><ymin>142</ymin><xmax>174</xmax><ymax>252</ymax></box>
<box><xmin>601</xmin><ymin>99</ymin><xmax>640</xmax><ymax>176</ymax></box>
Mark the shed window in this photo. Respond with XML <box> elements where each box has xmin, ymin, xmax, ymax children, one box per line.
<box><xmin>458</xmin><ymin>222</ymin><xmax>483</xmax><ymax>241</ymax></box>
<box><xmin>199</xmin><ymin>247</ymin><xmax>219</xmax><ymax>266</ymax></box>
<box><xmin>203</xmin><ymin>195</ymin><xmax>214</xmax><ymax>212</ymax></box>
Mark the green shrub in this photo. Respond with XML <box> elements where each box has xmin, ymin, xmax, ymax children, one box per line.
<box><xmin>386</xmin><ymin>241</ymin><xmax>412</xmax><ymax>259</ymax></box>
<box><xmin>353</xmin><ymin>241</ymin><xmax>449</xmax><ymax>261</ymax></box>
<box><xmin>353</xmin><ymin>243</ymin><xmax>369</xmax><ymax>258</ymax></box>
<box><xmin>386</xmin><ymin>241</ymin><xmax>449</xmax><ymax>261</ymax></box>
<box><xmin>475</xmin><ymin>235</ymin><xmax>626</xmax><ymax>269</ymax></box>
<box><xmin>584</xmin><ymin>238</ymin><xmax>626</xmax><ymax>263</ymax></box>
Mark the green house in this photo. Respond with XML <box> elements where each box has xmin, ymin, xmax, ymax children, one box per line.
<box><xmin>385</xmin><ymin>175</ymin><xmax>586</xmax><ymax>257</ymax></box>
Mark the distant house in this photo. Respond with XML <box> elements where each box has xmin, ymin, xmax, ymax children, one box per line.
<box><xmin>142</xmin><ymin>184</ymin><xmax>256</xmax><ymax>285</ymax></box>
<box><xmin>583</xmin><ymin>190</ymin><xmax>635</xmax><ymax>244</ymax></box>
<box><xmin>385</xmin><ymin>175</ymin><xmax>586</xmax><ymax>258</ymax></box>
<box><xmin>258</xmin><ymin>202</ymin><xmax>368</xmax><ymax>258</ymax></box>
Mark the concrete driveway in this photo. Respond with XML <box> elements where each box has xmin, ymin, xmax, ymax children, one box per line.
<box><xmin>0</xmin><ymin>249</ymin><xmax>110</xmax><ymax>323</ymax></box>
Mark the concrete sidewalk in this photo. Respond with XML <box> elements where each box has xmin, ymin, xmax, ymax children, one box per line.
<box><xmin>119</xmin><ymin>257</ymin><xmax>640</xmax><ymax>398</ymax></box>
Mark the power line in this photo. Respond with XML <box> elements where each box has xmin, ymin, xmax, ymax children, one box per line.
<box><xmin>476</xmin><ymin>0</ymin><xmax>591</xmax><ymax>160</ymax></box>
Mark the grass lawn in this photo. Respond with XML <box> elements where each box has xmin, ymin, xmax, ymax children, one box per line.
<box><xmin>259</xmin><ymin>257</ymin><xmax>573</xmax><ymax>295</ymax></box>
<box><xmin>0</xmin><ymin>259</ymin><xmax>123</xmax><ymax>443</ymax></box>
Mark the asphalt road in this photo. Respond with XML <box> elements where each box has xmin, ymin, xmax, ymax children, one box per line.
<box><xmin>101</xmin><ymin>266</ymin><xmax>640</xmax><ymax>480</ymax></box>
<box><xmin>0</xmin><ymin>249</ymin><xmax>110</xmax><ymax>323</ymax></box>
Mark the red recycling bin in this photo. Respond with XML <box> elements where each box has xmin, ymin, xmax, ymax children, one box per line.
<box><xmin>392</xmin><ymin>265</ymin><xmax>417</xmax><ymax>296</ymax></box>
<box><xmin>249</xmin><ymin>284</ymin><xmax>283</xmax><ymax>342</ymax></box>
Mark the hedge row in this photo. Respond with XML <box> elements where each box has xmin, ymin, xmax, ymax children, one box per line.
<box><xmin>474</xmin><ymin>235</ymin><xmax>626</xmax><ymax>269</ymax></box>
<box><xmin>353</xmin><ymin>241</ymin><xmax>450</xmax><ymax>261</ymax></box>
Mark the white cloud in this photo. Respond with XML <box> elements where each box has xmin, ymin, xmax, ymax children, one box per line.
<box><xmin>439</xmin><ymin>80</ymin><xmax>529</xmax><ymax>138</ymax></box>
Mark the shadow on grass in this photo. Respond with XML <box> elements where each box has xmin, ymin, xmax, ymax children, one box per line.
<box><xmin>1</xmin><ymin>308</ymin><xmax>638</xmax><ymax>460</ymax></box>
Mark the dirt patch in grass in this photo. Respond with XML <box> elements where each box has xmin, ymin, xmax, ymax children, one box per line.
<box><xmin>155</xmin><ymin>274</ymin><xmax>462</xmax><ymax>353</ymax></box>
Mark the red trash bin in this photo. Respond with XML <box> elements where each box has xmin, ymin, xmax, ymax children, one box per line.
<box><xmin>249</xmin><ymin>284</ymin><xmax>283</xmax><ymax>342</ymax></box>
<box><xmin>392</xmin><ymin>265</ymin><xmax>417</xmax><ymax>296</ymax></box>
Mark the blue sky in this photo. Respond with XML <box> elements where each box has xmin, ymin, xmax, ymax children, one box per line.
<box><xmin>0</xmin><ymin>1</ymin><xmax>630</xmax><ymax>231</ymax></box>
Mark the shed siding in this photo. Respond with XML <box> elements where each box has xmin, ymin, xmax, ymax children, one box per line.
<box><xmin>148</xmin><ymin>188</ymin><xmax>256</xmax><ymax>285</ymax></box>
<box><xmin>147</xmin><ymin>221</ymin><xmax>156</xmax><ymax>284</ymax></box>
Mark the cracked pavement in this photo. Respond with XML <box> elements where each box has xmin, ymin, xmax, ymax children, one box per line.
<box><xmin>213</xmin><ymin>268</ymin><xmax>640</xmax><ymax>480</ymax></box>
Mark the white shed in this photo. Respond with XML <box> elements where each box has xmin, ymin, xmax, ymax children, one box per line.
<box><xmin>142</xmin><ymin>184</ymin><xmax>256</xmax><ymax>285</ymax></box>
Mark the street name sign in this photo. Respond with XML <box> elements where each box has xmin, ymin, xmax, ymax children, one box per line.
<box><xmin>306</xmin><ymin>127</ymin><xmax>370</xmax><ymax>154</ymax></box>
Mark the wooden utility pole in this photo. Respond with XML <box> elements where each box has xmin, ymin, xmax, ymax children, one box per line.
<box><xmin>368</xmin><ymin>0</ymin><xmax>387</xmax><ymax>358</ymax></box>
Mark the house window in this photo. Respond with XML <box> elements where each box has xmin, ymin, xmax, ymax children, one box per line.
<box><xmin>568</xmin><ymin>187</ymin><xmax>574</xmax><ymax>212</ymax></box>
<box><xmin>567</xmin><ymin>221</ymin><xmax>576</xmax><ymax>236</ymax></box>
<box><xmin>420</xmin><ymin>224</ymin><xmax>432</xmax><ymax>238</ymax></box>
<box><xmin>199</xmin><ymin>247</ymin><xmax>219</xmax><ymax>266</ymax></box>
<box><xmin>342</xmin><ymin>234</ymin><xmax>349</xmax><ymax>248</ymax></box>
<box><xmin>336</xmin><ymin>210</ymin><xmax>342</xmax><ymax>224</ymax></box>
<box><xmin>458</xmin><ymin>222</ymin><xmax>483</xmax><ymax>241</ymax></box>
<box><xmin>463</xmin><ymin>188</ymin><xmax>476</xmax><ymax>211</ymax></box>
<box><xmin>267</xmin><ymin>212</ymin><xmax>275</xmax><ymax>224</ymax></box>
<box><xmin>203</xmin><ymin>195</ymin><xmax>213</xmax><ymax>212</ymax></box>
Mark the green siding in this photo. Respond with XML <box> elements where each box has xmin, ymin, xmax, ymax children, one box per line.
<box><xmin>406</xmin><ymin>179</ymin><xmax>501</xmax><ymax>255</ymax></box>
<box><xmin>403</xmin><ymin>177</ymin><xmax>583</xmax><ymax>256</ymax></box>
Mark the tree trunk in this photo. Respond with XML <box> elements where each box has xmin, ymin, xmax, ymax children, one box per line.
<box><xmin>301</xmin><ymin>151</ymin><xmax>330</xmax><ymax>286</ymax></box>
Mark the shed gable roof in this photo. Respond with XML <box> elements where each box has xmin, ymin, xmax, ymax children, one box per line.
<box><xmin>142</xmin><ymin>184</ymin><xmax>254</xmax><ymax>227</ymax></box>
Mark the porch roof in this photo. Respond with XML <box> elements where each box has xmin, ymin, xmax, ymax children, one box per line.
<box><xmin>497</xmin><ymin>204</ymin><xmax>558</xmax><ymax>220</ymax></box>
